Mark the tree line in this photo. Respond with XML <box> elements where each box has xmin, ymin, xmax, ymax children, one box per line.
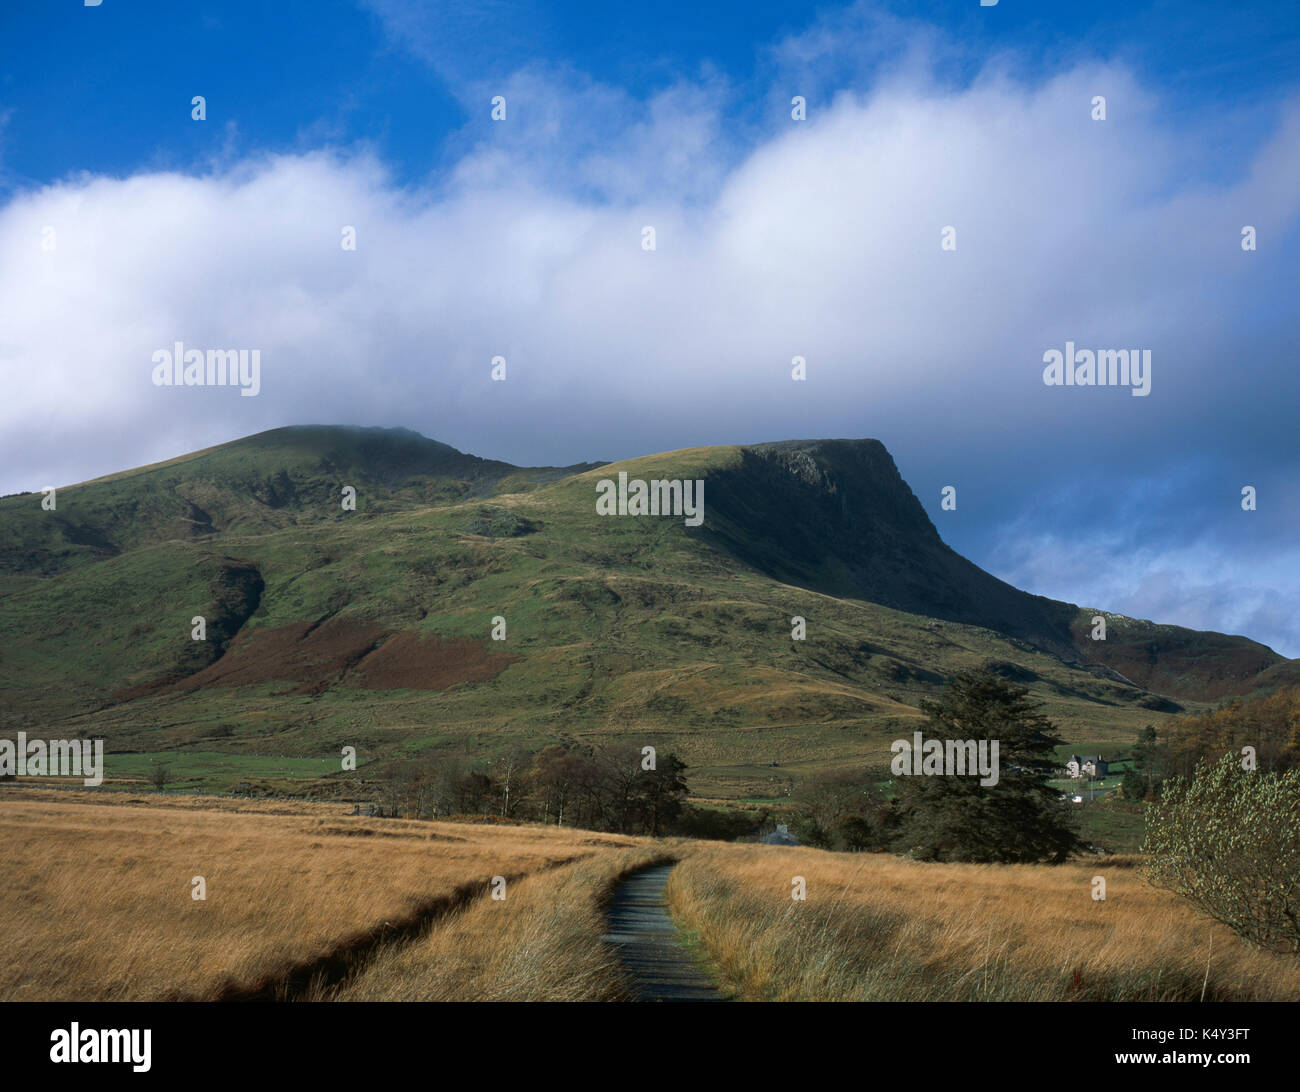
<box><xmin>372</xmin><ymin>742</ymin><xmax>712</xmax><ymax>837</ymax></box>
<box><xmin>370</xmin><ymin>671</ymin><xmax>1083</xmax><ymax>859</ymax></box>
<box><xmin>1123</xmin><ymin>685</ymin><xmax>1300</xmax><ymax>801</ymax></box>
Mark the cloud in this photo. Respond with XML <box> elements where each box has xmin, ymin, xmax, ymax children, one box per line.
<box><xmin>2</xmin><ymin>28</ymin><xmax>1298</xmax><ymax>652</ymax></box>
<box><xmin>997</xmin><ymin>526</ymin><xmax>1300</xmax><ymax>658</ymax></box>
<box><xmin>360</xmin><ymin>0</ymin><xmax>555</xmax><ymax>91</ymax></box>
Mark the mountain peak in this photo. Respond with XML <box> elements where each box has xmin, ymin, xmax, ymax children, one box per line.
<box><xmin>687</xmin><ymin>437</ymin><xmax>1075</xmax><ymax>654</ymax></box>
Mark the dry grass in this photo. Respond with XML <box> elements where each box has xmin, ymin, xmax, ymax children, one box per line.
<box><xmin>329</xmin><ymin>844</ymin><xmax>676</xmax><ymax>1001</ymax></box>
<box><xmin>11</xmin><ymin>786</ymin><xmax>1299</xmax><ymax>1004</ymax></box>
<box><xmin>666</xmin><ymin>844</ymin><xmax>1300</xmax><ymax>1001</ymax></box>
<box><xmin>0</xmin><ymin>788</ymin><xmax>638</xmax><ymax>1001</ymax></box>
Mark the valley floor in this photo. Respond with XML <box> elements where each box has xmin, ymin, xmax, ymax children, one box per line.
<box><xmin>2</xmin><ymin>787</ymin><xmax>1295</xmax><ymax>1002</ymax></box>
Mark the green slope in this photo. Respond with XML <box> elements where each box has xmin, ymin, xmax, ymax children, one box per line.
<box><xmin>0</xmin><ymin>424</ymin><xmax>600</xmax><ymax>577</ymax></box>
<box><xmin>0</xmin><ymin>427</ymin><xmax>1290</xmax><ymax>797</ymax></box>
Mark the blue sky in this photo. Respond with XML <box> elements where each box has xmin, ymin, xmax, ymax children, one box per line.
<box><xmin>4</xmin><ymin>1</ymin><xmax>1296</xmax><ymax>192</ymax></box>
<box><xmin>2</xmin><ymin>0</ymin><xmax>1299</xmax><ymax>655</ymax></box>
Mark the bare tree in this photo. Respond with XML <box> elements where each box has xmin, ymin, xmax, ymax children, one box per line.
<box><xmin>494</xmin><ymin>747</ymin><xmax>531</xmax><ymax>818</ymax></box>
<box><xmin>148</xmin><ymin>763</ymin><xmax>175</xmax><ymax>792</ymax></box>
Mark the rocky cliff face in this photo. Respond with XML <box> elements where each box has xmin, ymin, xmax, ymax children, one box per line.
<box><xmin>696</xmin><ymin>439</ymin><xmax>1078</xmax><ymax>657</ymax></box>
<box><xmin>695</xmin><ymin>438</ymin><xmax>1289</xmax><ymax>701</ymax></box>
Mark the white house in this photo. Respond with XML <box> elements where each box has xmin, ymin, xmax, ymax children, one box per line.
<box><xmin>1065</xmin><ymin>754</ymin><xmax>1110</xmax><ymax>779</ymax></box>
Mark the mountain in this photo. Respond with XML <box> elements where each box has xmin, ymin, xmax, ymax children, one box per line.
<box><xmin>0</xmin><ymin>425</ymin><xmax>600</xmax><ymax>578</ymax></box>
<box><xmin>695</xmin><ymin>440</ymin><xmax>1079</xmax><ymax>656</ymax></box>
<box><xmin>0</xmin><ymin>426</ymin><xmax>1291</xmax><ymax>797</ymax></box>
<box><xmin>693</xmin><ymin>439</ymin><xmax>1290</xmax><ymax>702</ymax></box>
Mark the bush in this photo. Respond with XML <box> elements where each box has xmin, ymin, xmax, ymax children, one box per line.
<box><xmin>147</xmin><ymin>763</ymin><xmax>176</xmax><ymax>792</ymax></box>
<box><xmin>671</xmin><ymin>805</ymin><xmax>762</xmax><ymax>841</ymax></box>
<box><xmin>786</xmin><ymin>768</ymin><xmax>896</xmax><ymax>851</ymax></box>
<box><xmin>1144</xmin><ymin>753</ymin><xmax>1300</xmax><ymax>953</ymax></box>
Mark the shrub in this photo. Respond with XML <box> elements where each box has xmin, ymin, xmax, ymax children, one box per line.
<box><xmin>1144</xmin><ymin>753</ymin><xmax>1300</xmax><ymax>953</ymax></box>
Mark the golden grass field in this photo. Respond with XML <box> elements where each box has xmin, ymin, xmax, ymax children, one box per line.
<box><xmin>4</xmin><ymin>786</ymin><xmax>1298</xmax><ymax>1002</ymax></box>
<box><xmin>0</xmin><ymin>788</ymin><xmax>651</xmax><ymax>1001</ymax></box>
<box><xmin>326</xmin><ymin>844</ymin><xmax>672</xmax><ymax>1001</ymax></box>
<box><xmin>666</xmin><ymin>843</ymin><xmax>1300</xmax><ymax>1001</ymax></box>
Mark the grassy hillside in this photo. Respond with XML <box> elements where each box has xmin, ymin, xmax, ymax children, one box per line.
<box><xmin>0</xmin><ymin>424</ymin><xmax>599</xmax><ymax>578</ymax></box>
<box><xmin>1</xmin><ymin>426</ymin><xmax>1291</xmax><ymax>798</ymax></box>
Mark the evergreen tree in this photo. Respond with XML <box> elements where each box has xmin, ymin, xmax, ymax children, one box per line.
<box><xmin>1123</xmin><ymin>724</ymin><xmax>1167</xmax><ymax>800</ymax></box>
<box><xmin>894</xmin><ymin>669</ymin><xmax>1080</xmax><ymax>863</ymax></box>
<box><xmin>638</xmin><ymin>752</ymin><xmax>689</xmax><ymax>836</ymax></box>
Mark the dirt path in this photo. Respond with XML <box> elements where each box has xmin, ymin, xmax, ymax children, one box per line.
<box><xmin>602</xmin><ymin>863</ymin><xmax>726</xmax><ymax>1002</ymax></box>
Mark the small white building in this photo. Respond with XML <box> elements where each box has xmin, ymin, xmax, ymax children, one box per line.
<box><xmin>761</xmin><ymin>823</ymin><xmax>799</xmax><ymax>846</ymax></box>
<box><xmin>1065</xmin><ymin>754</ymin><xmax>1109</xmax><ymax>779</ymax></box>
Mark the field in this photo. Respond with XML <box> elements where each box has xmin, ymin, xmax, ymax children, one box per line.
<box><xmin>668</xmin><ymin>844</ymin><xmax>1300</xmax><ymax>1001</ymax></box>
<box><xmin>0</xmin><ymin>787</ymin><xmax>655</xmax><ymax>1002</ymax></box>
<box><xmin>4</xmin><ymin>785</ymin><xmax>1297</xmax><ymax>1003</ymax></box>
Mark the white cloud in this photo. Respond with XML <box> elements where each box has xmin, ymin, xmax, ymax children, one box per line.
<box><xmin>2</xmin><ymin>48</ymin><xmax>1298</xmax><ymax>652</ymax></box>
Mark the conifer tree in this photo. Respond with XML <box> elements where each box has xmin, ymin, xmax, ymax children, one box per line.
<box><xmin>894</xmin><ymin>669</ymin><xmax>1080</xmax><ymax>863</ymax></box>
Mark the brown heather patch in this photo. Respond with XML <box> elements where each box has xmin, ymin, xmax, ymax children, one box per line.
<box><xmin>342</xmin><ymin>629</ymin><xmax>522</xmax><ymax>691</ymax></box>
<box><xmin>113</xmin><ymin>618</ymin><xmax>520</xmax><ymax>701</ymax></box>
